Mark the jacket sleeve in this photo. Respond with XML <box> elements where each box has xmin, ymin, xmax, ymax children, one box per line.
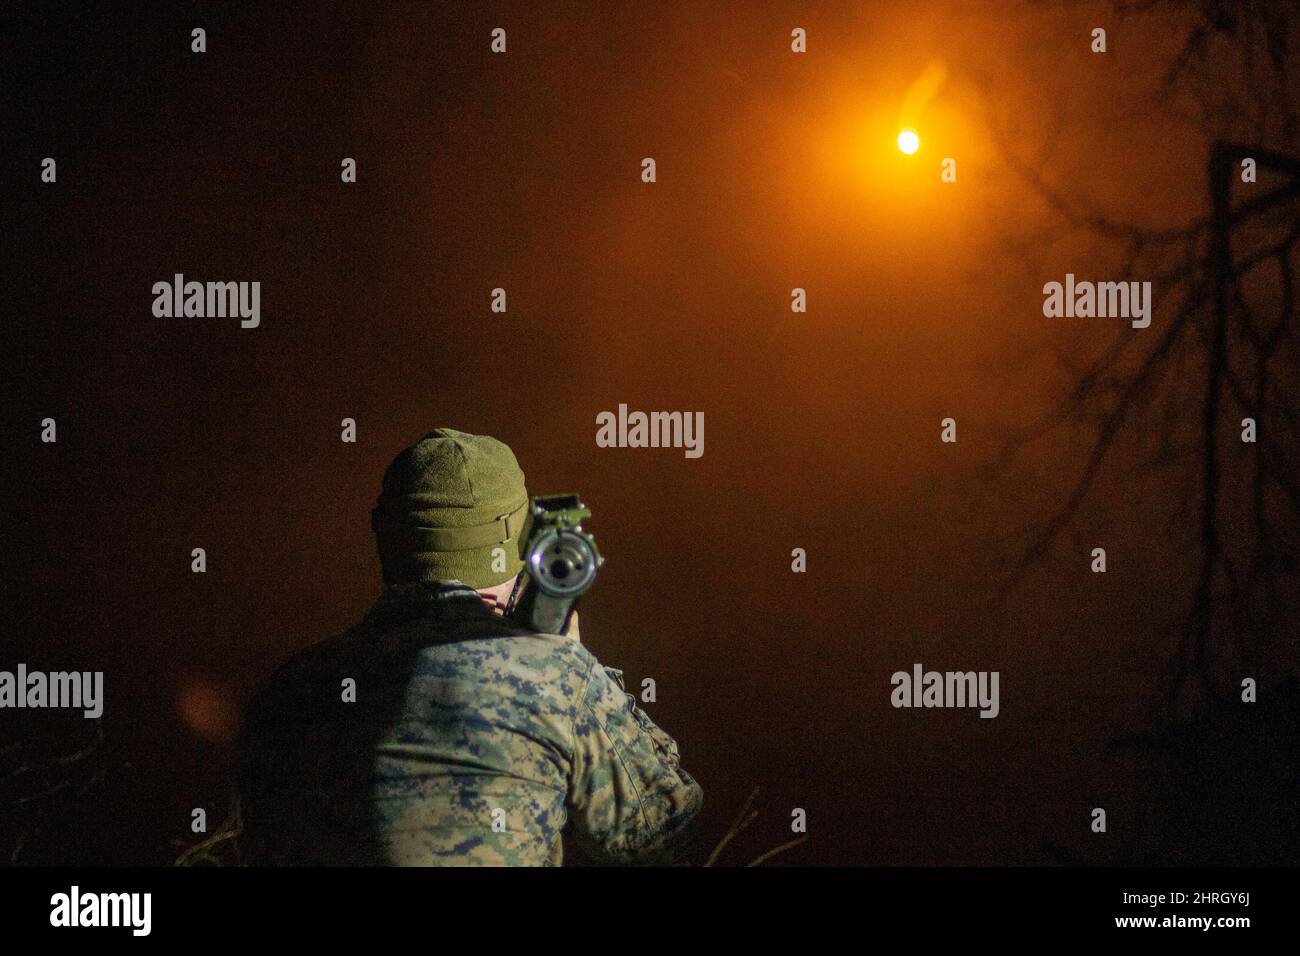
<box><xmin>566</xmin><ymin>663</ymin><xmax>703</xmax><ymax>863</ymax></box>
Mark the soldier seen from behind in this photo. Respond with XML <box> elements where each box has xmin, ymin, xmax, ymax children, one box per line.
<box><xmin>238</xmin><ymin>429</ymin><xmax>703</xmax><ymax>865</ymax></box>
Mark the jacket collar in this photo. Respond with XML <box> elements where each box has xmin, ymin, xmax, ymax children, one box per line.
<box><xmin>363</xmin><ymin>580</ymin><xmax>489</xmax><ymax>629</ymax></box>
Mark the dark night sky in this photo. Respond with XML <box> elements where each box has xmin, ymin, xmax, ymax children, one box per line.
<box><xmin>5</xmin><ymin>1</ymin><xmax>1298</xmax><ymax>865</ymax></box>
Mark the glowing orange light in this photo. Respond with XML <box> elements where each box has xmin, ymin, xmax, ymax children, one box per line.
<box><xmin>177</xmin><ymin>677</ymin><xmax>239</xmax><ymax>742</ymax></box>
<box><xmin>897</xmin><ymin>128</ymin><xmax>920</xmax><ymax>155</ymax></box>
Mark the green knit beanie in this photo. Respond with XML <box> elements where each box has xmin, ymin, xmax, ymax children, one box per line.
<box><xmin>371</xmin><ymin>429</ymin><xmax>529</xmax><ymax>589</ymax></box>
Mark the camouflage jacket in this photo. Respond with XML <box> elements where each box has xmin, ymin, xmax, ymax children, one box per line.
<box><xmin>238</xmin><ymin>581</ymin><xmax>703</xmax><ymax>865</ymax></box>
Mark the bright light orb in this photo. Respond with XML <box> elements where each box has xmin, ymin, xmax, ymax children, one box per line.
<box><xmin>897</xmin><ymin>128</ymin><xmax>920</xmax><ymax>155</ymax></box>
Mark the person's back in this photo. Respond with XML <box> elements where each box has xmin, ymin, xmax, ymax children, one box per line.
<box><xmin>238</xmin><ymin>429</ymin><xmax>703</xmax><ymax>865</ymax></box>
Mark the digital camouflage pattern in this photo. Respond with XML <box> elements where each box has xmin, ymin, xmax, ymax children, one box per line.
<box><xmin>238</xmin><ymin>581</ymin><xmax>703</xmax><ymax>865</ymax></box>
